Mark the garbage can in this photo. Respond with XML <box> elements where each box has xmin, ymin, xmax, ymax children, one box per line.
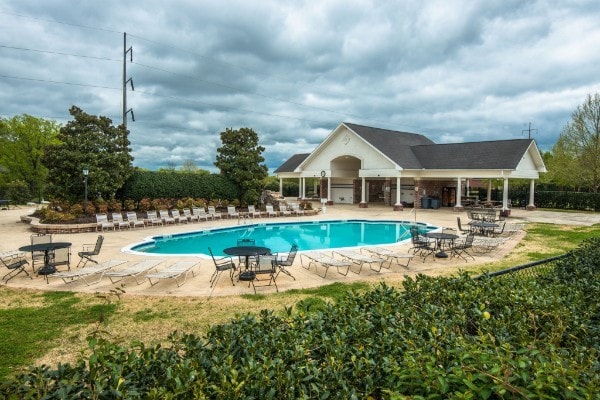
<box><xmin>421</xmin><ymin>197</ymin><xmax>431</xmax><ymax>209</ymax></box>
<box><xmin>430</xmin><ymin>198</ymin><xmax>440</xmax><ymax>209</ymax></box>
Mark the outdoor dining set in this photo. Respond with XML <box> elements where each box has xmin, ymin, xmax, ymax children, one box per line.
<box><xmin>408</xmin><ymin>209</ymin><xmax>525</xmax><ymax>263</ymax></box>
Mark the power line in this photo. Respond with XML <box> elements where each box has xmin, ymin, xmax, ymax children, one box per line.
<box><xmin>0</xmin><ymin>45</ymin><xmax>120</xmax><ymax>62</ymax></box>
<box><xmin>0</xmin><ymin>10</ymin><xmax>466</xmax><ymax>137</ymax></box>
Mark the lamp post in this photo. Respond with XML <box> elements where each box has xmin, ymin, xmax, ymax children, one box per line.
<box><xmin>83</xmin><ymin>167</ymin><xmax>89</xmax><ymax>213</ymax></box>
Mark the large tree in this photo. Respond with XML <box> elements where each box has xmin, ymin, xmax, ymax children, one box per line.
<box><xmin>0</xmin><ymin>114</ymin><xmax>60</xmax><ymax>202</ymax></box>
<box><xmin>214</xmin><ymin>127</ymin><xmax>268</xmax><ymax>204</ymax></box>
<box><xmin>549</xmin><ymin>93</ymin><xmax>600</xmax><ymax>192</ymax></box>
<box><xmin>43</xmin><ymin>106</ymin><xmax>134</xmax><ymax>202</ymax></box>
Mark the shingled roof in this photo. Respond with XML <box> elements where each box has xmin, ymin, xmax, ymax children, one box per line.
<box><xmin>275</xmin><ymin>123</ymin><xmax>539</xmax><ymax>173</ymax></box>
<box><xmin>273</xmin><ymin>153</ymin><xmax>310</xmax><ymax>173</ymax></box>
<box><xmin>412</xmin><ymin>139</ymin><xmax>534</xmax><ymax>170</ymax></box>
<box><xmin>345</xmin><ymin>123</ymin><xmax>434</xmax><ymax>169</ymax></box>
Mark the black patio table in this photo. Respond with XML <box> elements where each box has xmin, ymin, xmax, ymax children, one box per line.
<box><xmin>18</xmin><ymin>242</ymin><xmax>72</xmax><ymax>276</ymax></box>
<box><xmin>468</xmin><ymin>221</ymin><xmax>498</xmax><ymax>236</ymax></box>
<box><xmin>425</xmin><ymin>232</ymin><xmax>458</xmax><ymax>258</ymax></box>
<box><xmin>223</xmin><ymin>246</ymin><xmax>271</xmax><ymax>271</ymax></box>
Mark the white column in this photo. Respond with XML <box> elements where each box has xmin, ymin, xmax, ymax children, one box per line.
<box><xmin>361</xmin><ymin>177</ymin><xmax>366</xmax><ymax>203</ymax></box>
<box><xmin>456</xmin><ymin>177</ymin><xmax>462</xmax><ymax>207</ymax></box>
<box><xmin>502</xmin><ymin>178</ymin><xmax>509</xmax><ymax>210</ymax></box>
<box><xmin>528</xmin><ymin>179</ymin><xmax>536</xmax><ymax>208</ymax></box>
<box><xmin>395</xmin><ymin>177</ymin><xmax>401</xmax><ymax>206</ymax></box>
<box><xmin>279</xmin><ymin>178</ymin><xmax>283</xmax><ymax>195</ymax></box>
<box><xmin>298</xmin><ymin>178</ymin><xmax>302</xmax><ymax>198</ymax></box>
<box><xmin>301</xmin><ymin>177</ymin><xmax>306</xmax><ymax>199</ymax></box>
<box><xmin>327</xmin><ymin>177</ymin><xmax>331</xmax><ymax>202</ymax></box>
<box><xmin>487</xmin><ymin>179</ymin><xmax>492</xmax><ymax>202</ymax></box>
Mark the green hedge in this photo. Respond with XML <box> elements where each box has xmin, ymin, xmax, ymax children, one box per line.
<box><xmin>117</xmin><ymin>170</ymin><xmax>240</xmax><ymax>202</ymax></box>
<box><xmin>534</xmin><ymin>191</ymin><xmax>600</xmax><ymax>211</ymax></box>
<box><xmin>496</xmin><ymin>187</ymin><xmax>600</xmax><ymax>211</ymax></box>
<box><xmin>2</xmin><ymin>239</ymin><xmax>598</xmax><ymax>398</ymax></box>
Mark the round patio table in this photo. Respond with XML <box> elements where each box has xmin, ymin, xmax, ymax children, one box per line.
<box><xmin>223</xmin><ymin>246</ymin><xmax>271</xmax><ymax>270</ymax></box>
<box><xmin>18</xmin><ymin>242</ymin><xmax>72</xmax><ymax>275</ymax></box>
<box><xmin>424</xmin><ymin>232</ymin><xmax>458</xmax><ymax>258</ymax></box>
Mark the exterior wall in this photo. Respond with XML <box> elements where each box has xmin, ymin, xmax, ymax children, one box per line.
<box><xmin>300</xmin><ymin>126</ymin><xmax>397</xmax><ymax>174</ymax></box>
<box><xmin>330</xmin><ymin>178</ymin><xmax>354</xmax><ymax>204</ymax></box>
<box><xmin>414</xmin><ymin>179</ymin><xmax>456</xmax><ymax>209</ymax></box>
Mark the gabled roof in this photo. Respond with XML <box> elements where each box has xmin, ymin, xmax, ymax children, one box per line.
<box><xmin>273</xmin><ymin>153</ymin><xmax>310</xmax><ymax>173</ymax></box>
<box><xmin>412</xmin><ymin>139</ymin><xmax>534</xmax><ymax>169</ymax></box>
<box><xmin>345</xmin><ymin>123</ymin><xmax>434</xmax><ymax>169</ymax></box>
<box><xmin>274</xmin><ymin>122</ymin><xmax>545</xmax><ymax>174</ymax></box>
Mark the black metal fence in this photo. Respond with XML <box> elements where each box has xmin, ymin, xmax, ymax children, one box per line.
<box><xmin>476</xmin><ymin>254</ymin><xmax>569</xmax><ymax>280</ymax></box>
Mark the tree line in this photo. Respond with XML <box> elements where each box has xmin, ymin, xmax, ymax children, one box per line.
<box><xmin>0</xmin><ymin>106</ymin><xmax>269</xmax><ymax>208</ymax></box>
<box><xmin>1</xmin><ymin>93</ymin><xmax>600</xmax><ymax>208</ymax></box>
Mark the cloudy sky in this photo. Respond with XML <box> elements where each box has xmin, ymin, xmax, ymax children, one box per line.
<box><xmin>1</xmin><ymin>1</ymin><xmax>599</xmax><ymax>172</ymax></box>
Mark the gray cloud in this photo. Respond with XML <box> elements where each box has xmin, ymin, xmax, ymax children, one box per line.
<box><xmin>1</xmin><ymin>0</ymin><xmax>599</xmax><ymax>171</ymax></box>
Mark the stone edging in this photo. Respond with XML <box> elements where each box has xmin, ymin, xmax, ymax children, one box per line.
<box><xmin>21</xmin><ymin>215</ymin><xmax>98</xmax><ymax>234</ymax></box>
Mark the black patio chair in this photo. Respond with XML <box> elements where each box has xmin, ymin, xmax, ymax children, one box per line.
<box><xmin>272</xmin><ymin>244</ymin><xmax>298</xmax><ymax>280</ymax></box>
<box><xmin>76</xmin><ymin>235</ymin><xmax>104</xmax><ymax>268</ymax></box>
<box><xmin>457</xmin><ymin>217</ymin><xmax>471</xmax><ymax>234</ymax></box>
<box><xmin>208</xmin><ymin>247</ymin><xmax>236</xmax><ymax>288</ymax></box>
<box><xmin>1</xmin><ymin>252</ymin><xmax>31</xmax><ymax>282</ymax></box>
<box><xmin>237</xmin><ymin>238</ymin><xmax>257</xmax><ymax>268</ymax></box>
<box><xmin>239</xmin><ymin>254</ymin><xmax>279</xmax><ymax>293</ymax></box>
<box><xmin>409</xmin><ymin>226</ymin><xmax>435</xmax><ymax>261</ymax></box>
<box><xmin>491</xmin><ymin>222</ymin><xmax>506</xmax><ymax>237</ymax></box>
<box><xmin>450</xmin><ymin>233</ymin><xmax>475</xmax><ymax>262</ymax></box>
<box><xmin>30</xmin><ymin>233</ymin><xmax>52</xmax><ymax>272</ymax></box>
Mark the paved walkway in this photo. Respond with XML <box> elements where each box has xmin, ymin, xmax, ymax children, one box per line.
<box><xmin>1</xmin><ymin>203</ymin><xmax>596</xmax><ymax>297</ymax></box>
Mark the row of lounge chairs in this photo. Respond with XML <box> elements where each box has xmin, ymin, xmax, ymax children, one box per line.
<box><xmin>300</xmin><ymin>247</ymin><xmax>414</xmax><ymax>278</ymax></box>
<box><xmin>96</xmin><ymin>204</ymin><xmax>313</xmax><ymax>231</ymax></box>
<box><xmin>51</xmin><ymin>259</ymin><xmax>199</xmax><ymax>287</ymax></box>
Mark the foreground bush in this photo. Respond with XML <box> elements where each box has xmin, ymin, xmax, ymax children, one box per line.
<box><xmin>2</xmin><ymin>239</ymin><xmax>599</xmax><ymax>399</ymax></box>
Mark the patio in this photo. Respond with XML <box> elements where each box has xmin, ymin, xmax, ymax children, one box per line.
<box><xmin>2</xmin><ymin>202</ymin><xmax>597</xmax><ymax>297</ymax></box>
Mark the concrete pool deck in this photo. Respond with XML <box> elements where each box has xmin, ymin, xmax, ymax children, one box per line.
<box><xmin>2</xmin><ymin>202</ymin><xmax>599</xmax><ymax>297</ymax></box>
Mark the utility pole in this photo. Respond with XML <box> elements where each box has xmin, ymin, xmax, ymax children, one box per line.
<box><xmin>522</xmin><ymin>122</ymin><xmax>537</xmax><ymax>139</ymax></box>
<box><xmin>123</xmin><ymin>32</ymin><xmax>134</xmax><ymax>127</ymax></box>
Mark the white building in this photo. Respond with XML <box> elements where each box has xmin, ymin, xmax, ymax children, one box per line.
<box><xmin>274</xmin><ymin>122</ymin><xmax>547</xmax><ymax>214</ymax></box>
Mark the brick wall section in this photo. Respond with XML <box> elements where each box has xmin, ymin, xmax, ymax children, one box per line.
<box><xmin>414</xmin><ymin>179</ymin><xmax>457</xmax><ymax>208</ymax></box>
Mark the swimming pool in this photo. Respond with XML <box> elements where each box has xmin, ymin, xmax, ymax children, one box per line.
<box><xmin>125</xmin><ymin>219</ymin><xmax>435</xmax><ymax>257</ymax></box>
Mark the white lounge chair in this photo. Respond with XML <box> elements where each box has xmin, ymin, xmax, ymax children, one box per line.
<box><xmin>170</xmin><ymin>209</ymin><xmax>187</xmax><ymax>224</ymax></box>
<box><xmin>104</xmin><ymin>259</ymin><xmax>166</xmax><ymax>284</ymax></box>
<box><xmin>278</xmin><ymin>205</ymin><xmax>292</xmax><ymax>216</ymax></box>
<box><xmin>227</xmin><ymin>206</ymin><xmax>240</xmax><ymax>219</ymax></box>
<box><xmin>146</xmin><ymin>211</ymin><xmax>163</xmax><ymax>227</ymax></box>
<box><xmin>207</xmin><ymin>206</ymin><xmax>222</xmax><ymax>220</ymax></box>
<box><xmin>290</xmin><ymin>203</ymin><xmax>305</xmax><ymax>216</ymax></box>
<box><xmin>247</xmin><ymin>205</ymin><xmax>263</xmax><ymax>218</ymax></box>
<box><xmin>126</xmin><ymin>211</ymin><xmax>146</xmax><ymax>229</ymax></box>
<box><xmin>146</xmin><ymin>260</ymin><xmax>198</xmax><ymax>287</ymax></box>
<box><xmin>112</xmin><ymin>213</ymin><xmax>130</xmax><ymax>230</ymax></box>
<box><xmin>159</xmin><ymin>210</ymin><xmax>176</xmax><ymax>225</ymax></box>
<box><xmin>361</xmin><ymin>247</ymin><xmax>414</xmax><ymax>269</ymax></box>
<box><xmin>52</xmin><ymin>259</ymin><xmax>127</xmax><ymax>285</ymax></box>
<box><xmin>182</xmin><ymin>208</ymin><xmax>199</xmax><ymax>222</ymax></box>
<box><xmin>192</xmin><ymin>207</ymin><xmax>209</xmax><ymax>222</ymax></box>
<box><xmin>300</xmin><ymin>252</ymin><xmax>351</xmax><ymax>278</ymax></box>
<box><xmin>265</xmin><ymin>205</ymin><xmax>278</xmax><ymax>217</ymax></box>
<box><xmin>95</xmin><ymin>213</ymin><xmax>115</xmax><ymax>231</ymax></box>
<box><xmin>334</xmin><ymin>250</ymin><xmax>387</xmax><ymax>273</ymax></box>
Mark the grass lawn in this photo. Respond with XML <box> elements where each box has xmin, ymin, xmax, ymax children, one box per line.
<box><xmin>1</xmin><ymin>222</ymin><xmax>599</xmax><ymax>379</ymax></box>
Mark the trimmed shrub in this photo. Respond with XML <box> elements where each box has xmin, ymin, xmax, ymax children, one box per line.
<box><xmin>2</xmin><ymin>240</ymin><xmax>598</xmax><ymax>398</ymax></box>
<box><xmin>118</xmin><ymin>170</ymin><xmax>240</xmax><ymax>202</ymax></box>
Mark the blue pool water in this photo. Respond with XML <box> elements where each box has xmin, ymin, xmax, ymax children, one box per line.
<box><xmin>126</xmin><ymin>219</ymin><xmax>435</xmax><ymax>257</ymax></box>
